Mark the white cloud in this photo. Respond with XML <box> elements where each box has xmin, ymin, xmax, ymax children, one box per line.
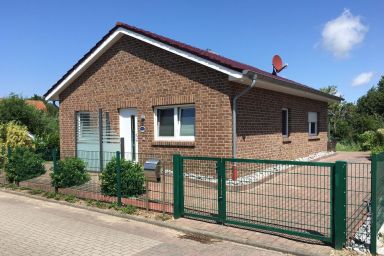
<box><xmin>352</xmin><ymin>72</ymin><xmax>374</xmax><ymax>87</ymax></box>
<box><xmin>321</xmin><ymin>9</ymin><xmax>368</xmax><ymax>58</ymax></box>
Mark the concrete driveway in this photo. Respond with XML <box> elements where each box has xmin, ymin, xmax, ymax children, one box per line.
<box><xmin>0</xmin><ymin>191</ymin><xmax>283</xmax><ymax>256</ymax></box>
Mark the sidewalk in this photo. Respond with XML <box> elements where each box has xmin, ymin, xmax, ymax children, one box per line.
<box><xmin>172</xmin><ymin>217</ymin><xmax>333</xmax><ymax>256</ymax></box>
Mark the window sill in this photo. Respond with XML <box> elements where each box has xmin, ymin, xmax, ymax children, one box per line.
<box><xmin>308</xmin><ymin>136</ymin><xmax>320</xmax><ymax>141</ymax></box>
<box><xmin>152</xmin><ymin>140</ymin><xmax>195</xmax><ymax>147</ymax></box>
<box><xmin>282</xmin><ymin>137</ymin><xmax>291</xmax><ymax>143</ymax></box>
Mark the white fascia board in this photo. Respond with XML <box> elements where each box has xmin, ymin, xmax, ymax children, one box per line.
<box><xmin>229</xmin><ymin>76</ymin><xmax>339</xmax><ymax>103</ymax></box>
<box><xmin>256</xmin><ymin>79</ymin><xmax>340</xmax><ymax>103</ymax></box>
<box><xmin>45</xmin><ymin>27</ymin><xmax>243</xmax><ymax>101</ymax></box>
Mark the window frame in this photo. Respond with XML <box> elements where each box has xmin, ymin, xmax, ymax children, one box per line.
<box><xmin>282</xmin><ymin>108</ymin><xmax>289</xmax><ymax>137</ymax></box>
<box><xmin>154</xmin><ymin>104</ymin><xmax>195</xmax><ymax>141</ymax></box>
<box><xmin>308</xmin><ymin>112</ymin><xmax>318</xmax><ymax>136</ymax></box>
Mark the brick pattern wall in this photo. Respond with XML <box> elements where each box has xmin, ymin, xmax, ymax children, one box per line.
<box><xmin>233</xmin><ymin>82</ymin><xmax>328</xmax><ymax>160</ymax></box>
<box><xmin>59</xmin><ymin>34</ymin><xmax>328</xmax><ymax>161</ymax></box>
<box><xmin>59</xmin><ymin>35</ymin><xmax>233</xmax><ymax>159</ymax></box>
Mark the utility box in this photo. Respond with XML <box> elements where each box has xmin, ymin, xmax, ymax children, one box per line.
<box><xmin>143</xmin><ymin>159</ymin><xmax>161</xmax><ymax>182</ymax></box>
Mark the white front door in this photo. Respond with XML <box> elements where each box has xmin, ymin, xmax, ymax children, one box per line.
<box><xmin>119</xmin><ymin>108</ymin><xmax>138</xmax><ymax>161</ymax></box>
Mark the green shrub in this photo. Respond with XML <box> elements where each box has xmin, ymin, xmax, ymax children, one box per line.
<box><xmin>120</xmin><ymin>204</ymin><xmax>137</xmax><ymax>214</ymax></box>
<box><xmin>64</xmin><ymin>194</ymin><xmax>78</xmax><ymax>203</ymax></box>
<box><xmin>357</xmin><ymin>128</ymin><xmax>384</xmax><ymax>151</ymax></box>
<box><xmin>4</xmin><ymin>121</ymin><xmax>34</xmax><ymax>149</ymax></box>
<box><xmin>100</xmin><ymin>157</ymin><xmax>145</xmax><ymax>197</ymax></box>
<box><xmin>0</xmin><ymin>144</ymin><xmax>6</xmax><ymax>171</ymax></box>
<box><xmin>336</xmin><ymin>142</ymin><xmax>362</xmax><ymax>152</ymax></box>
<box><xmin>50</xmin><ymin>157</ymin><xmax>90</xmax><ymax>188</ymax></box>
<box><xmin>358</xmin><ymin>131</ymin><xmax>377</xmax><ymax>151</ymax></box>
<box><xmin>5</xmin><ymin>147</ymin><xmax>45</xmax><ymax>184</ymax></box>
<box><xmin>372</xmin><ymin>145</ymin><xmax>384</xmax><ymax>155</ymax></box>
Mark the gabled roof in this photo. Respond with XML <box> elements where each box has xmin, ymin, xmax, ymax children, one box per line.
<box><xmin>44</xmin><ymin>22</ymin><xmax>341</xmax><ymax>103</ymax></box>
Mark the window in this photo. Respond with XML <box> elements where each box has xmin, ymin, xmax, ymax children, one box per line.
<box><xmin>308</xmin><ymin>112</ymin><xmax>318</xmax><ymax>136</ymax></box>
<box><xmin>155</xmin><ymin>105</ymin><xmax>195</xmax><ymax>141</ymax></box>
<box><xmin>77</xmin><ymin>112</ymin><xmax>91</xmax><ymax>139</ymax></box>
<box><xmin>282</xmin><ymin>108</ymin><xmax>289</xmax><ymax>137</ymax></box>
<box><xmin>157</xmin><ymin>108</ymin><xmax>174</xmax><ymax>136</ymax></box>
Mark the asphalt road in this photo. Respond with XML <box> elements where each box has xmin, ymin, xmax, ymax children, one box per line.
<box><xmin>0</xmin><ymin>191</ymin><xmax>283</xmax><ymax>256</ymax></box>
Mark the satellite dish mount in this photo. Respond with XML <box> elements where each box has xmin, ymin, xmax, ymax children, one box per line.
<box><xmin>272</xmin><ymin>55</ymin><xmax>288</xmax><ymax>76</ymax></box>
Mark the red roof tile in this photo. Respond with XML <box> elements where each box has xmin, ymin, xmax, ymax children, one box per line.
<box><xmin>25</xmin><ymin>100</ymin><xmax>47</xmax><ymax>111</ymax></box>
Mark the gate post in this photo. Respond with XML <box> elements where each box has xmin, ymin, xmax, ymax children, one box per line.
<box><xmin>370</xmin><ymin>153</ymin><xmax>377</xmax><ymax>255</ymax></box>
<box><xmin>173</xmin><ymin>154</ymin><xmax>183</xmax><ymax>218</ymax></box>
<box><xmin>217</xmin><ymin>159</ymin><xmax>226</xmax><ymax>224</ymax></box>
<box><xmin>116</xmin><ymin>151</ymin><xmax>122</xmax><ymax>207</ymax></box>
<box><xmin>333</xmin><ymin>161</ymin><xmax>347</xmax><ymax>249</ymax></box>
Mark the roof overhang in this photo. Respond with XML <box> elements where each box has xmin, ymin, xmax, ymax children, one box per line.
<box><xmin>45</xmin><ymin>27</ymin><xmax>243</xmax><ymax>101</ymax></box>
<box><xmin>229</xmin><ymin>74</ymin><xmax>341</xmax><ymax>103</ymax></box>
<box><xmin>45</xmin><ymin>24</ymin><xmax>342</xmax><ymax>104</ymax></box>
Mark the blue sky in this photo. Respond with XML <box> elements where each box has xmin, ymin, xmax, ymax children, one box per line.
<box><xmin>0</xmin><ymin>1</ymin><xmax>382</xmax><ymax>102</ymax></box>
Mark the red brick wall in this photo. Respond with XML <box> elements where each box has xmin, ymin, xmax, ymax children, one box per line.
<box><xmin>59</xmin><ymin>35</ymin><xmax>233</xmax><ymax>159</ymax></box>
<box><xmin>233</xmin><ymin>82</ymin><xmax>328</xmax><ymax>160</ymax></box>
<box><xmin>59</xmin><ymin>34</ymin><xmax>328</xmax><ymax>161</ymax></box>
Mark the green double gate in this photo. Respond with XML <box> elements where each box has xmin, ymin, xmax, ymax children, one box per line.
<box><xmin>173</xmin><ymin>155</ymin><xmax>348</xmax><ymax>249</ymax></box>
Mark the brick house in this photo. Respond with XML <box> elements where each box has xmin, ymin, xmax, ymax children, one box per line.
<box><xmin>44</xmin><ymin>22</ymin><xmax>340</xmax><ymax>170</ymax></box>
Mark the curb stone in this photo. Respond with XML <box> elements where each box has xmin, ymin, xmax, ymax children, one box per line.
<box><xmin>0</xmin><ymin>188</ymin><xmax>331</xmax><ymax>256</ymax></box>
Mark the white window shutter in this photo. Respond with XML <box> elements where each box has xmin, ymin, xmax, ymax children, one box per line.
<box><xmin>308</xmin><ymin>112</ymin><xmax>317</xmax><ymax>122</ymax></box>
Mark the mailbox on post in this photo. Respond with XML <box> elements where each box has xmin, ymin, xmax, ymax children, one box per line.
<box><xmin>144</xmin><ymin>159</ymin><xmax>161</xmax><ymax>182</ymax></box>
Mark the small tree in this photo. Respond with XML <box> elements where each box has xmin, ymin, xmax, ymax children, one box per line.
<box><xmin>100</xmin><ymin>157</ymin><xmax>145</xmax><ymax>197</ymax></box>
<box><xmin>50</xmin><ymin>157</ymin><xmax>90</xmax><ymax>190</ymax></box>
<box><xmin>4</xmin><ymin>121</ymin><xmax>34</xmax><ymax>149</ymax></box>
<box><xmin>6</xmin><ymin>147</ymin><xmax>45</xmax><ymax>185</ymax></box>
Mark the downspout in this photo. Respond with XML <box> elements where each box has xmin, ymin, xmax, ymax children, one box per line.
<box><xmin>52</xmin><ymin>100</ymin><xmax>59</xmax><ymax>108</ymax></box>
<box><xmin>232</xmin><ymin>72</ymin><xmax>258</xmax><ymax>180</ymax></box>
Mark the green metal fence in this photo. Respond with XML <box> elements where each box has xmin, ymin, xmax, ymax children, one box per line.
<box><xmin>0</xmin><ymin>148</ymin><xmax>174</xmax><ymax>214</ymax></box>
<box><xmin>371</xmin><ymin>152</ymin><xmax>384</xmax><ymax>254</ymax></box>
<box><xmin>173</xmin><ymin>155</ymin><xmax>348</xmax><ymax>248</ymax></box>
<box><xmin>2</xmin><ymin>146</ymin><xmax>383</xmax><ymax>252</ymax></box>
<box><xmin>346</xmin><ymin>162</ymin><xmax>371</xmax><ymax>245</ymax></box>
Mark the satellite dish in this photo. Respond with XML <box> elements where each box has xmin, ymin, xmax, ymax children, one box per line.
<box><xmin>272</xmin><ymin>55</ymin><xmax>288</xmax><ymax>75</ymax></box>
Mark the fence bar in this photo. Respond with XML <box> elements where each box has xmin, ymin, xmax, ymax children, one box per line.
<box><xmin>116</xmin><ymin>151</ymin><xmax>122</xmax><ymax>207</ymax></box>
<box><xmin>7</xmin><ymin>146</ymin><xmax>11</xmax><ymax>160</ymax></box>
<box><xmin>173</xmin><ymin>154</ymin><xmax>182</xmax><ymax>218</ymax></box>
<box><xmin>98</xmin><ymin>109</ymin><xmax>103</xmax><ymax>171</ymax></box>
<box><xmin>218</xmin><ymin>159</ymin><xmax>226</xmax><ymax>224</ymax></box>
<box><xmin>333</xmin><ymin>161</ymin><xmax>347</xmax><ymax>249</ymax></box>
<box><xmin>371</xmin><ymin>154</ymin><xmax>378</xmax><ymax>255</ymax></box>
<box><xmin>52</xmin><ymin>149</ymin><xmax>58</xmax><ymax>193</ymax></box>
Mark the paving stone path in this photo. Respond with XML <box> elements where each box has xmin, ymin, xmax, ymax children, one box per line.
<box><xmin>0</xmin><ymin>191</ymin><xmax>281</xmax><ymax>256</ymax></box>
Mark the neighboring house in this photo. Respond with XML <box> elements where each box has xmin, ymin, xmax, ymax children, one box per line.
<box><xmin>44</xmin><ymin>22</ymin><xmax>341</xmax><ymax>170</ymax></box>
<box><xmin>25</xmin><ymin>100</ymin><xmax>47</xmax><ymax>112</ymax></box>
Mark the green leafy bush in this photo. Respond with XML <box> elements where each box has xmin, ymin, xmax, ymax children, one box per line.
<box><xmin>357</xmin><ymin>128</ymin><xmax>384</xmax><ymax>152</ymax></box>
<box><xmin>371</xmin><ymin>145</ymin><xmax>384</xmax><ymax>155</ymax></box>
<box><xmin>5</xmin><ymin>147</ymin><xmax>45</xmax><ymax>184</ymax></box>
<box><xmin>50</xmin><ymin>157</ymin><xmax>90</xmax><ymax>188</ymax></box>
<box><xmin>336</xmin><ymin>142</ymin><xmax>362</xmax><ymax>152</ymax></box>
<box><xmin>1</xmin><ymin>121</ymin><xmax>34</xmax><ymax>149</ymax></box>
<box><xmin>100</xmin><ymin>157</ymin><xmax>145</xmax><ymax>197</ymax></box>
<box><xmin>358</xmin><ymin>131</ymin><xmax>377</xmax><ymax>151</ymax></box>
<box><xmin>120</xmin><ymin>204</ymin><xmax>137</xmax><ymax>214</ymax></box>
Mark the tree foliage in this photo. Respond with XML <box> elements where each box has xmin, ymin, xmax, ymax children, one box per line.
<box><xmin>0</xmin><ymin>94</ymin><xmax>59</xmax><ymax>159</ymax></box>
<box><xmin>0</xmin><ymin>122</ymin><xmax>34</xmax><ymax>149</ymax></box>
<box><xmin>322</xmin><ymin>76</ymin><xmax>384</xmax><ymax>153</ymax></box>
